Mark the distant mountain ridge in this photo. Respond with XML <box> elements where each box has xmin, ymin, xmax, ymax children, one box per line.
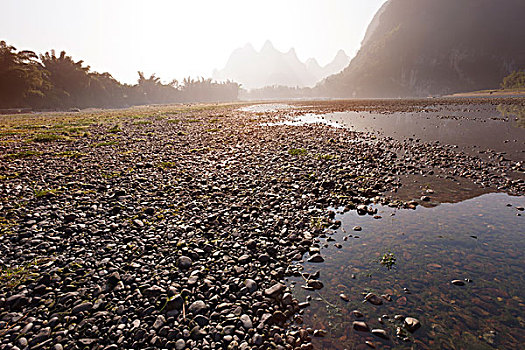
<box><xmin>321</xmin><ymin>0</ymin><xmax>525</xmax><ymax>97</ymax></box>
<box><xmin>213</xmin><ymin>41</ymin><xmax>350</xmax><ymax>89</ymax></box>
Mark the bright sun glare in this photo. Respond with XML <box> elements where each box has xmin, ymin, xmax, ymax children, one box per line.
<box><xmin>1</xmin><ymin>0</ymin><xmax>386</xmax><ymax>83</ymax></box>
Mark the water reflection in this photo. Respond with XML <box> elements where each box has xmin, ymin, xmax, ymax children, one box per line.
<box><xmin>320</xmin><ymin>104</ymin><xmax>525</xmax><ymax>162</ymax></box>
<box><xmin>238</xmin><ymin>104</ymin><xmax>294</xmax><ymax>113</ymax></box>
<box><xmin>291</xmin><ymin>193</ymin><xmax>524</xmax><ymax>349</ymax></box>
<box><xmin>260</xmin><ymin>113</ymin><xmax>342</xmax><ymax>128</ymax></box>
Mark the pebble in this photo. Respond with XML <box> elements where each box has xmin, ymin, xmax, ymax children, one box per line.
<box><xmin>371</xmin><ymin>329</ymin><xmax>389</xmax><ymax>339</ymax></box>
<box><xmin>177</xmin><ymin>256</ymin><xmax>193</xmax><ymax>269</ymax></box>
<box><xmin>264</xmin><ymin>283</ymin><xmax>285</xmax><ymax>298</ymax></box>
<box><xmin>404</xmin><ymin>317</ymin><xmax>421</xmax><ymax>332</ymax></box>
<box><xmin>239</xmin><ymin>314</ymin><xmax>252</xmax><ymax>329</ymax></box>
<box><xmin>365</xmin><ymin>293</ymin><xmax>383</xmax><ymax>305</ymax></box>
<box><xmin>353</xmin><ymin>321</ymin><xmax>370</xmax><ymax>332</ymax></box>
<box><xmin>307</xmin><ymin>254</ymin><xmax>325</xmax><ymax>263</ymax></box>
<box><xmin>71</xmin><ymin>302</ymin><xmax>93</xmax><ymax>314</ymax></box>
<box><xmin>187</xmin><ymin>300</ymin><xmax>208</xmax><ymax>315</ymax></box>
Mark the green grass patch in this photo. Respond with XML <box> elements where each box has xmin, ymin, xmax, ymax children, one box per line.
<box><xmin>102</xmin><ymin>171</ymin><xmax>121</xmax><ymax>179</ymax></box>
<box><xmin>15</xmin><ymin>124</ymin><xmax>47</xmax><ymax>130</ymax></box>
<box><xmin>34</xmin><ymin>188</ymin><xmax>59</xmax><ymax>198</ymax></box>
<box><xmin>167</xmin><ymin>119</ymin><xmax>181</xmax><ymax>124</ymax></box>
<box><xmin>127</xmin><ymin>114</ymin><xmax>148</xmax><ymax>119</ymax></box>
<box><xmin>288</xmin><ymin>148</ymin><xmax>307</xmax><ymax>156</ymax></box>
<box><xmin>190</xmin><ymin>147</ymin><xmax>210</xmax><ymax>153</ymax></box>
<box><xmin>159</xmin><ymin>161</ymin><xmax>177</xmax><ymax>169</ymax></box>
<box><xmin>51</xmin><ymin>125</ymin><xmax>89</xmax><ymax>135</ymax></box>
<box><xmin>0</xmin><ymin>172</ymin><xmax>19</xmax><ymax>180</ymax></box>
<box><xmin>4</xmin><ymin>150</ymin><xmax>43</xmax><ymax>159</ymax></box>
<box><xmin>133</xmin><ymin>120</ymin><xmax>152</xmax><ymax>126</ymax></box>
<box><xmin>207</xmin><ymin>128</ymin><xmax>220</xmax><ymax>133</ymax></box>
<box><xmin>0</xmin><ymin>130</ymin><xmax>21</xmax><ymax>136</ymax></box>
<box><xmin>108</xmin><ymin>124</ymin><xmax>122</xmax><ymax>133</ymax></box>
<box><xmin>55</xmin><ymin>151</ymin><xmax>86</xmax><ymax>158</ymax></box>
<box><xmin>32</xmin><ymin>133</ymin><xmax>65</xmax><ymax>142</ymax></box>
<box><xmin>0</xmin><ymin>259</ymin><xmax>48</xmax><ymax>288</ymax></box>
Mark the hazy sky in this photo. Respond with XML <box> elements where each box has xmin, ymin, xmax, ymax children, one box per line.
<box><xmin>1</xmin><ymin>0</ymin><xmax>387</xmax><ymax>84</ymax></box>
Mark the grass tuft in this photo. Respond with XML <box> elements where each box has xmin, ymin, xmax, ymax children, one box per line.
<box><xmin>4</xmin><ymin>150</ymin><xmax>43</xmax><ymax>159</ymax></box>
<box><xmin>32</xmin><ymin>133</ymin><xmax>65</xmax><ymax>142</ymax></box>
<box><xmin>288</xmin><ymin>148</ymin><xmax>307</xmax><ymax>156</ymax></box>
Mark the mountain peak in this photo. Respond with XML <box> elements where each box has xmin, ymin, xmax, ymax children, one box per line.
<box><xmin>261</xmin><ymin>40</ymin><xmax>275</xmax><ymax>52</ymax></box>
<box><xmin>335</xmin><ymin>49</ymin><xmax>348</xmax><ymax>59</ymax></box>
<box><xmin>213</xmin><ymin>41</ymin><xmax>351</xmax><ymax>89</ymax></box>
<box><xmin>323</xmin><ymin>0</ymin><xmax>525</xmax><ymax>97</ymax></box>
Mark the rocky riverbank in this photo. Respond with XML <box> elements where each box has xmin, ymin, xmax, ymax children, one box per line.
<box><xmin>0</xmin><ymin>99</ymin><xmax>523</xmax><ymax>349</ymax></box>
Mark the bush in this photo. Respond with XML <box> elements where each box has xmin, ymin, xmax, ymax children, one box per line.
<box><xmin>501</xmin><ymin>70</ymin><xmax>525</xmax><ymax>89</ymax></box>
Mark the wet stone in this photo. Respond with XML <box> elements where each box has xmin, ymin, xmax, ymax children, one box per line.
<box><xmin>307</xmin><ymin>254</ymin><xmax>324</xmax><ymax>263</ymax></box>
<box><xmin>264</xmin><ymin>283</ymin><xmax>284</xmax><ymax>298</ymax></box>
<box><xmin>307</xmin><ymin>280</ymin><xmax>324</xmax><ymax>290</ymax></box>
<box><xmin>365</xmin><ymin>293</ymin><xmax>383</xmax><ymax>305</ymax></box>
<box><xmin>371</xmin><ymin>329</ymin><xmax>389</xmax><ymax>339</ymax></box>
<box><xmin>404</xmin><ymin>317</ymin><xmax>421</xmax><ymax>332</ymax></box>
<box><xmin>353</xmin><ymin>321</ymin><xmax>370</xmax><ymax>332</ymax></box>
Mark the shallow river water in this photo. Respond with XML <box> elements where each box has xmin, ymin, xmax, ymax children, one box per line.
<box><xmin>290</xmin><ymin>193</ymin><xmax>524</xmax><ymax>349</ymax></box>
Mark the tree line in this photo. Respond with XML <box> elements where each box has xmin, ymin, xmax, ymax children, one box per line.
<box><xmin>0</xmin><ymin>41</ymin><xmax>240</xmax><ymax>110</ymax></box>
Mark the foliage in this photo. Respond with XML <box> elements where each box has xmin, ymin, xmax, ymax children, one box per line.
<box><xmin>0</xmin><ymin>40</ymin><xmax>240</xmax><ymax>110</ymax></box>
<box><xmin>501</xmin><ymin>70</ymin><xmax>525</xmax><ymax>89</ymax></box>
<box><xmin>0</xmin><ymin>41</ymin><xmax>48</xmax><ymax>108</ymax></box>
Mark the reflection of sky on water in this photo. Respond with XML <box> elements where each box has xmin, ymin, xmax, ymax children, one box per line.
<box><xmin>238</xmin><ymin>104</ymin><xmax>294</xmax><ymax>113</ymax></box>
<box><xmin>260</xmin><ymin>113</ymin><xmax>342</xmax><ymax>128</ymax></box>
<box><xmin>291</xmin><ymin>193</ymin><xmax>525</xmax><ymax>349</ymax></box>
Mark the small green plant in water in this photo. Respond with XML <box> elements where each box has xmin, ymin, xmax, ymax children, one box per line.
<box><xmin>379</xmin><ymin>251</ymin><xmax>396</xmax><ymax>270</ymax></box>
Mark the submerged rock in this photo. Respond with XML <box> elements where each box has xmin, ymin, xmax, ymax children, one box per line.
<box><xmin>353</xmin><ymin>321</ymin><xmax>370</xmax><ymax>332</ymax></box>
<box><xmin>404</xmin><ymin>317</ymin><xmax>421</xmax><ymax>332</ymax></box>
